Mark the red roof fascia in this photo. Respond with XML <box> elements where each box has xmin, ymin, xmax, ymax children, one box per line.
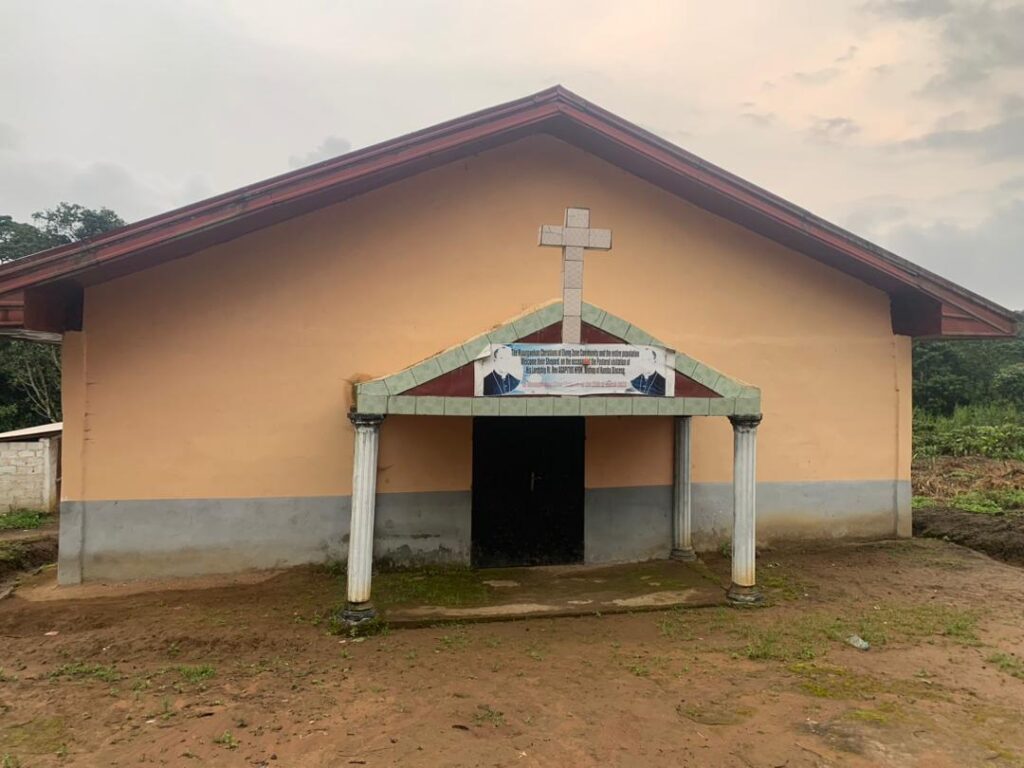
<box><xmin>0</xmin><ymin>93</ymin><xmax>563</xmax><ymax>293</ymax></box>
<box><xmin>0</xmin><ymin>293</ymin><xmax>24</xmax><ymax>328</ymax></box>
<box><xmin>0</xmin><ymin>86</ymin><xmax>1015</xmax><ymax>338</ymax></box>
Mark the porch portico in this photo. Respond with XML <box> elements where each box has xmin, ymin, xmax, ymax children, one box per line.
<box><xmin>341</xmin><ymin>299</ymin><xmax>763</xmax><ymax>623</ymax></box>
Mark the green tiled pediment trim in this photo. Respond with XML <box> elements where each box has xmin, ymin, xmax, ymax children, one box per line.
<box><xmin>356</xmin><ymin>394</ymin><xmax>761</xmax><ymax>417</ymax></box>
<box><xmin>354</xmin><ymin>300</ymin><xmax>761</xmax><ymax>416</ymax></box>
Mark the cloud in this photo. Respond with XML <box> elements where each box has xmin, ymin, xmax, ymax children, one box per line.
<box><xmin>288</xmin><ymin>136</ymin><xmax>353</xmax><ymax>169</ymax></box>
<box><xmin>807</xmin><ymin>117</ymin><xmax>862</xmax><ymax>143</ymax></box>
<box><xmin>999</xmin><ymin>176</ymin><xmax>1024</xmax><ymax>193</ymax></box>
<box><xmin>853</xmin><ymin>197</ymin><xmax>1024</xmax><ymax>310</ymax></box>
<box><xmin>897</xmin><ymin>112</ymin><xmax>1024</xmax><ymax>160</ymax></box>
<box><xmin>790</xmin><ymin>67</ymin><xmax>841</xmax><ymax>85</ymax></box>
<box><xmin>865</xmin><ymin>0</ymin><xmax>953</xmax><ymax>20</ymax></box>
<box><xmin>842</xmin><ymin>199</ymin><xmax>911</xmax><ymax>234</ymax></box>
<box><xmin>0</xmin><ymin>155</ymin><xmax>211</xmax><ymax>223</ymax></box>
<box><xmin>869</xmin><ymin>1</ymin><xmax>1024</xmax><ymax>95</ymax></box>
<box><xmin>930</xmin><ymin>4</ymin><xmax>1024</xmax><ymax>93</ymax></box>
<box><xmin>835</xmin><ymin>45</ymin><xmax>859</xmax><ymax>63</ymax></box>
<box><xmin>739</xmin><ymin>112</ymin><xmax>775</xmax><ymax>127</ymax></box>
<box><xmin>0</xmin><ymin>124</ymin><xmax>17</xmax><ymax>152</ymax></box>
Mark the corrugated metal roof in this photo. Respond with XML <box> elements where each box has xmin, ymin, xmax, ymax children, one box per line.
<box><xmin>0</xmin><ymin>422</ymin><xmax>62</xmax><ymax>442</ymax></box>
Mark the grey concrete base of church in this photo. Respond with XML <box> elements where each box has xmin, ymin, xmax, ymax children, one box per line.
<box><xmin>58</xmin><ymin>490</ymin><xmax>471</xmax><ymax>585</ymax></box>
<box><xmin>58</xmin><ymin>480</ymin><xmax>910</xmax><ymax>584</ymax></box>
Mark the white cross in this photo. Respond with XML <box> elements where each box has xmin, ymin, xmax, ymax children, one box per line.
<box><xmin>537</xmin><ymin>207</ymin><xmax>612</xmax><ymax>343</ymax></box>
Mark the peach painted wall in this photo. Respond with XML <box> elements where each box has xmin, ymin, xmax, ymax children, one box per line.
<box><xmin>62</xmin><ymin>135</ymin><xmax>911</xmax><ymax>502</ymax></box>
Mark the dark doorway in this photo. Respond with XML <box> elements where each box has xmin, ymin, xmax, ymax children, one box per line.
<box><xmin>472</xmin><ymin>416</ymin><xmax>585</xmax><ymax>568</ymax></box>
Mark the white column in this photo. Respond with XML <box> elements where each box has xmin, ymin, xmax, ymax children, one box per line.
<box><xmin>728</xmin><ymin>414</ymin><xmax>762</xmax><ymax>605</ymax></box>
<box><xmin>344</xmin><ymin>412</ymin><xmax>384</xmax><ymax>620</ymax></box>
<box><xmin>671</xmin><ymin>416</ymin><xmax>696</xmax><ymax>561</ymax></box>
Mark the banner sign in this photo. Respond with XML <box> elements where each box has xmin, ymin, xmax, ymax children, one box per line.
<box><xmin>474</xmin><ymin>343</ymin><xmax>675</xmax><ymax>397</ymax></box>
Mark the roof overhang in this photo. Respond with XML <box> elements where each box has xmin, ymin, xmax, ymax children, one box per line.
<box><xmin>0</xmin><ymin>292</ymin><xmax>60</xmax><ymax>343</ymax></box>
<box><xmin>0</xmin><ymin>86</ymin><xmax>1015</xmax><ymax>340</ymax></box>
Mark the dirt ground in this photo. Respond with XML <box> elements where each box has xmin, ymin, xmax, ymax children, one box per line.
<box><xmin>913</xmin><ymin>456</ymin><xmax>1024</xmax><ymax>565</ymax></box>
<box><xmin>2</xmin><ymin>540</ymin><xmax>1024</xmax><ymax>767</ymax></box>
<box><xmin>915</xmin><ymin>507</ymin><xmax>1024</xmax><ymax>566</ymax></box>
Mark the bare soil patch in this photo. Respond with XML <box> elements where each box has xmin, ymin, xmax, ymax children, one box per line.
<box><xmin>913</xmin><ymin>456</ymin><xmax>1024</xmax><ymax>565</ymax></box>
<box><xmin>2</xmin><ymin>539</ymin><xmax>1024</xmax><ymax>766</ymax></box>
<box><xmin>0</xmin><ymin>536</ymin><xmax>57</xmax><ymax>586</ymax></box>
<box><xmin>914</xmin><ymin>507</ymin><xmax>1024</xmax><ymax>566</ymax></box>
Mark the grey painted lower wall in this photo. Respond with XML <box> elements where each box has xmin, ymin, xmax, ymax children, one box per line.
<box><xmin>59</xmin><ymin>479</ymin><xmax>909</xmax><ymax>583</ymax></box>
<box><xmin>59</xmin><ymin>491</ymin><xmax>471</xmax><ymax>585</ymax></box>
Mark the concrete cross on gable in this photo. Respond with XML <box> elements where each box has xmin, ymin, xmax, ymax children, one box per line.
<box><xmin>537</xmin><ymin>207</ymin><xmax>613</xmax><ymax>343</ymax></box>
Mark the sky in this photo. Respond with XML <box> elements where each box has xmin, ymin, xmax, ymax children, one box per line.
<box><xmin>1</xmin><ymin>0</ymin><xmax>1022</xmax><ymax>308</ymax></box>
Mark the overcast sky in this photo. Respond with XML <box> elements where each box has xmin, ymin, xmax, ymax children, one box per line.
<box><xmin>1</xmin><ymin>0</ymin><xmax>1021</xmax><ymax>308</ymax></box>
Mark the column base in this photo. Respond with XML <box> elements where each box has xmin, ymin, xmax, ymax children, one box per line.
<box><xmin>726</xmin><ymin>583</ymin><xmax>764</xmax><ymax>606</ymax></box>
<box><xmin>670</xmin><ymin>547</ymin><xmax>698</xmax><ymax>562</ymax></box>
<box><xmin>341</xmin><ymin>602</ymin><xmax>377</xmax><ymax>625</ymax></box>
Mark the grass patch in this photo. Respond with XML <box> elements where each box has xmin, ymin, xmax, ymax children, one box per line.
<box><xmin>677</xmin><ymin>703</ymin><xmax>753</xmax><ymax>725</ymax></box>
<box><xmin>661</xmin><ymin>602</ymin><xmax>982</xmax><ymax>664</ymax></box>
<box><xmin>472</xmin><ymin>704</ymin><xmax>505</xmax><ymax>728</ymax></box>
<box><xmin>987</xmin><ymin>652</ymin><xmax>1024</xmax><ymax>680</ymax></box>
<box><xmin>0</xmin><ymin>509</ymin><xmax>48</xmax><ymax>531</ymax></box>
<box><xmin>844</xmin><ymin>702</ymin><xmax>902</xmax><ymax>725</ymax></box>
<box><xmin>437</xmin><ymin>628</ymin><xmax>470</xmax><ymax>652</ymax></box>
<box><xmin>743</xmin><ymin>631</ymin><xmax>817</xmax><ymax>662</ymax></box>
<box><xmin>953</xmin><ymin>492</ymin><xmax>1006</xmax><ymax>515</ymax></box>
<box><xmin>178</xmin><ymin>665</ymin><xmax>215</xmax><ymax>684</ymax></box>
<box><xmin>851</xmin><ymin>603</ymin><xmax>980</xmax><ymax>646</ymax></box>
<box><xmin>759</xmin><ymin>567</ymin><xmax>810</xmax><ymax>601</ymax></box>
<box><xmin>324</xmin><ymin>613</ymin><xmax>389</xmax><ymax>638</ymax></box>
<box><xmin>369</xmin><ymin>567</ymin><xmax>490</xmax><ymax>608</ymax></box>
<box><xmin>951</xmin><ymin>489</ymin><xmax>1024</xmax><ymax>515</ymax></box>
<box><xmin>50</xmin><ymin>663</ymin><xmax>120</xmax><ymax>683</ymax></box>
<box><xmin>912</xmin><ymin>495</ymin><xmax>935</xmax><ymax>510</ymax></box>
<box><xmin>628</xmin><ymin>661</ymin><xmax>651</xmax><ymax>677</ymax></box>
<box><xmin>213</xmin><ymin>731</ymin><xmax>239</xmax><ymax>750</ymax></box>
<box><xmin>789</xmin><ymin>662</ymin><xmax>939</xmax><ymax>701</ymax></box>
<box><xmin>0</xmin><ymin>717</ymin><xmax>66</xmax><ymax>755</ymax></box>
<box><xmin>0</xmin><ymin>543</ymin><xmax>30</xmax><ymax>569</ymax></box>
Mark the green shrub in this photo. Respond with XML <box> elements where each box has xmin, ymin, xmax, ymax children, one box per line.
<box><xmin>993</xmin><ymin>363</ymin><xmax>1024</xmax><ymax>407</ymax></box>
<box><xmin>950</xmin><ymin>489</ymin><xmax>1024</xmax><ymax>515</ymax></box>
<box><xmin>951</xmin><ymin>492</ymin><xmax>1004</xmax><ymax>515</ymax></box>
<box><xmin>0</xmin><ymin>509</ymin><xmax>48</xmax><ymax>531</ymax></box>
<box><xmin>914</xmin><ymin>405</ymin><xmax>1024</xmax><ymax>460</ymax></box>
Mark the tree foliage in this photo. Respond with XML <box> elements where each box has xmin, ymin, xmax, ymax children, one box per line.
<box><xmin>993</xmin><ymin>363</ymin><xmax>1024</xmax><ymax>407</ymax></box>
<box><xmin>31</xmin><ymin>203</ymin><xmax>124</xmax><ymax>244</ymax></box>
<box><xmin>913</xmin><ymin>313</ymin><xmax>1024</xmax><ymax>415</ymax></box>
<box><xmin>0</xmin><ymin>204</ymin><xmax>125</xmax><ymax>431</ymax></box>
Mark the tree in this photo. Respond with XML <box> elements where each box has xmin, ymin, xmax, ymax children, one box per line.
<box><xmin>0</xmin><ymin>341</ymin><xmax>61</xmax><ymax>423</ymax></box>
<box><xmin>31</xmin><ymin>203</ymin><xmax>124</xmax><ymax>244</ymax></box>
<box><xmin>993</xmin><ymin>363</ymin><xmax>1024</xmax><ymax>407</ymax></box>
<box><xmin>0</xmin><ymin>204</ymin><xmax>126</xmax><ymax>430</ymax></box>
<box><xmin>0</xmin><ymin>215</ymin><xmax>59</xmax><ymax>263</ymax></box>
<box><xmin>912</xmin><ymin>311</ymin><xmax>1024</xmax><ymax>415</ymax></box>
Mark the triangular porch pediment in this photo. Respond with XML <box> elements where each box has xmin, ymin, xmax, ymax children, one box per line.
<box><xmin>353</xmin><ymin>301</ymin><xmax>761</xmax><ymax>417</ymax></box>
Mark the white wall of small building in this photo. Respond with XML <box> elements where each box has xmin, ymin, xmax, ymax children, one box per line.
<box><xmin>0</xmin><ymin>438</ymin><xmax>58</xmax><ymax>512</ymax></box>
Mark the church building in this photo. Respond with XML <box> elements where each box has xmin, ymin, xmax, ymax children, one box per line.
<box><xmin>0</xmin><ymin>88</ymin><xmax>1015</xmax><ymax>616</ymax></box>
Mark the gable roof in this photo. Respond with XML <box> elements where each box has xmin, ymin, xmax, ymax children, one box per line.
<box><xmin>353</xmin><ymin>300</ymin><xmax>762</xmax><ymax>417</ymax></box>
<box><xmin>0</xmin><ymin>86</ymin><xmax>1015</xmax><ymax>339</ymax></box>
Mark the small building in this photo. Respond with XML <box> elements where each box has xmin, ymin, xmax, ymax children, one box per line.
<box><xmin>0</xmin><ymin>422</ymin><xmax>61</xmax><ymax>514</ymax></box>
<box><xmin>0</xmin><ymin>88</ymin><xmax>1015</xmax><ymax>613</ymax></box>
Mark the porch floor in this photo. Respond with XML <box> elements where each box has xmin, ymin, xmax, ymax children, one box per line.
<box><xmin>376</xmin><ymin>558</ymin><xmax>727</xmax><ymax>626</ymax></box>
